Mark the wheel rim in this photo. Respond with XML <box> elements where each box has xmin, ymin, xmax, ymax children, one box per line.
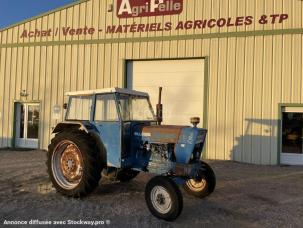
<box><xmin>186</xmin><ymin>178</ymin><xmax>207</xmax><ymax>192</ymax></box>
<box><xmin>52</xmin><ymin>140</ymin><xmax>83</xmax><ymax>190</ymax></box>
<box><xmin>150</xmin><ymin>186</ymin><xmax>172</xmax><ymax>214</ymax></box>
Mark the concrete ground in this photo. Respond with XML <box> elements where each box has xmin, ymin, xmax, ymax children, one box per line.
<box><xmin>0</xmin><ymin>150</ymin><xmax>303</xmax><ymax>228</ymax></box>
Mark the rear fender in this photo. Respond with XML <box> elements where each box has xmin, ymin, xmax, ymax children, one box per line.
<box><xmin>52</xmin><ymin>121</ymin><xmax>107</xmax><ymax>166</ymax></box>
<box><xmin>52</xmin><ymin>121</ymin><xmax>89</xmax><ymax>134</ymax></box>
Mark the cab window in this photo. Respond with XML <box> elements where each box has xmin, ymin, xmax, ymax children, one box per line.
<box><xmin>94</xmin><ymin>94</ymin><xmax>118</xmax><ymax>122</ymax></box>
<box><xmin>66</xmin><ymin>96</ymin><xmax>93</xmax><ymax>121</ymax></box>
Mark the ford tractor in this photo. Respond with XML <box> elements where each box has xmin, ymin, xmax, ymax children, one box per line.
<box><xmin>47</xmin><ymin>87</ymin><xmax>216</xmax><ymax>221</ymax></box>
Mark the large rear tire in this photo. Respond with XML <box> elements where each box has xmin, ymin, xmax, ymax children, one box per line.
<box><xmin>47</xmin><ymin>131</ymin><xmax>103</xmax><ymax>197</ymax></box>
<box><xmin>145</xmin><ymin>176</ymin><xmax>183</xmax><ymax>221</ymax></box>
<box><xmin>183</xmin><ymin>161</ymin><xmax>216</xmax><ymax>198</ymax></box>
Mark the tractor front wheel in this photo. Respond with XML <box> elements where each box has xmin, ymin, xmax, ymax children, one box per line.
<box><xmin>145</xmin><ymin>176</ymin><xmax>183</xmax><ymax>221</ymax></box>
<box><xmin>183</xmin><ymin>161</ymin><xmax>216</xmax><ymax>198</ymax></box>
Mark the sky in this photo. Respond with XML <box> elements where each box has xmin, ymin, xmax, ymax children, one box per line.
<box><xmin>0</xmin><ymin>0</ymin><xmax>76</xmax><ymax>29</ymax></box>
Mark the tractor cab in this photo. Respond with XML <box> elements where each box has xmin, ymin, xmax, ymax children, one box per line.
<box><xmin>61</xmin><ymin>88</ymin><xmax>157</xmax><ymax>168</ymax></box>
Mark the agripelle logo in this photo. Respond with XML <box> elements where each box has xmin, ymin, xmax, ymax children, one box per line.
<box><xmin>116</xmin><ymin>0</ymin><xmax>183</xmax><ymax>18</ymax></box>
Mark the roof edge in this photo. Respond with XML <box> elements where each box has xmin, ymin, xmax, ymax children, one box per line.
<box><xmin>0</xmin><ymin>0</ymin><xmax>89</xmax><ymax>32</ymax></box>
<box><xmin>66</xmin><ymin>88</ymin><xmax>150</xmax><ymax>97</ymax></box>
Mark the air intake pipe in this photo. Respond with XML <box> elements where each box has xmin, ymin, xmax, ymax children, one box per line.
<box><xmin>156</xmin><ymin>87</ymin><xmax>163</xmax><ymax>125</ymax></box>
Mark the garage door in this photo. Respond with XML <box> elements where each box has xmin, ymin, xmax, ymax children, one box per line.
<box><xmin>127</xmin><ymin>59</ymin><xmax>205</xmax><ymax>127</ymax></box>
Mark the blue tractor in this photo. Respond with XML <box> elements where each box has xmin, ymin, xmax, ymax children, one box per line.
<box><xmin>47</xmin><ymin>88</ymin><xmax>216</xmax><ymax>221</ymax></box>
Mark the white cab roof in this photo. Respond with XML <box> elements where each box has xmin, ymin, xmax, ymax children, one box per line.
<box><xmin>66</xmin><ymin>87</ymin><xmax>149</xmax><ymax>97</ymax></box>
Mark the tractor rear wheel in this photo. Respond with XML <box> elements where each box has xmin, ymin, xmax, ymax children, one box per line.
<box><xmin>183</xmin><ymin>161</ymin><xmax>216</xmax><ymax>198</ymax></box>
<box><xmin>47</xmin><ymin>131</ymin><xmax>103</xmax><ymax>197</ymax></box>
<box><xmin>145</xmin><ymin>176</ymin><xmax>183</xmax><ymax>221</ymax></box>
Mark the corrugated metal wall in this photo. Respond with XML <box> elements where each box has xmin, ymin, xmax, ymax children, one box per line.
<box><xmin>0</xmin><ymin>0</ymin><xmax>302</xmax><ymax>165</ymax></box>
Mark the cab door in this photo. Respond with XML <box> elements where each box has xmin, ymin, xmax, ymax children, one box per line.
<box><xmin>93</xmin><ymin>94</ymin><xmax>121</xmax><ymax>168</ymax></box>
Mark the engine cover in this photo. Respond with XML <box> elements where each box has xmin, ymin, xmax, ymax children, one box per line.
<box><xmin>134</xmin><ymin>125</ymin><xmax>186</xmax><ymax>143</ymax></box>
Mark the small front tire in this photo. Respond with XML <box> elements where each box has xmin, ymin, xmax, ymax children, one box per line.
<box><xmin>183</xmin><ymin>161</ymin><xmax>216</xmax><ymax>198</ymax></box>
<box><xmin>145</xmin><ymin>176</ymin><xmax>183</xmax><ymax>221</ymax></box>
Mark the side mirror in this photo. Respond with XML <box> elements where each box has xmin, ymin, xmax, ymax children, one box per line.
<box><xmin>63</xmin><ymin>103</ymin><xmax>68</xmax><ymax>110</ymax></box>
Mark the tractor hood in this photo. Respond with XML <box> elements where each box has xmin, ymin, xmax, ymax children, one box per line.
<box><xmin>132</xmin><ymin>124</ymin><xmax>207</xmax><ymax>163</ymax></box>
<box><xmin>133</xmin><ymin>124</ymin><xmax>207</xmax><ymax>145</ymax></box>
<box><xmin>134</xmin><ymin>125</ymin><xmax>186</xmax><ymax>144</ymax></box>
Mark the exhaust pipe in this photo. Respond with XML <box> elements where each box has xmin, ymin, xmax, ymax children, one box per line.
<box><xmin>156</xmin><ymin>87</ymin><xmax>163</xmax><ymax>125</ymax></box>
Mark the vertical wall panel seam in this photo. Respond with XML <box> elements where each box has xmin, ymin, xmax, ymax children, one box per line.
<box><xmin>0</xmin><ymin>46</ymin><xmax>6</xmax><ymax>146</ymax></box>
<box><xmin>95</xmin><ymin>1</ymin><xmax>103</xmax><ymax>89</ymax></box>
<box><xmin>47</xmin><ymin>14</ymin><xmax>55</xmax><ymax>143</ymax></box>
<box><xmin>5</xmin><ymin>46</ymin><xmax>12</xmax><ymax>147</ymax></box>
<box><xmin>260</xmin><ymin>34</ymin><xmax>265</xmax><ymax>165</ymax></box>
<box><xmin>232</xmin><ymin>36</ymin><xmax>237</xmax><ymax>160</ymax></box>
<box><xmin>260</xmin><ymin>0</ymin><xmax>267</xmax><ymax>164</ymax></box>
<box><xmin>42</xmin><ymin>15</ymin><xmax>50</xmax><ymax>149</ymax></box>
<box><xmin>83</xmin><ymin>3</ymin><xmax>87</xmax><ymax>89</ymax></box>
<box><xmin>217</xmin><ymin>0</ymin><xmax>222</xmax><ymax>160</ymax></box>
<box><xmin>19</xmin><ymin>46</ymin><xmax>24</xmax><ymax>138</ymax></box>
<box><xmin>109</xmin><ymin>1</ymin><xmax>113</xmax><ymax>86</ymax></box>
<box><xmin>224</xmin><ymin>0</ymin><xmax>229</xmax><ymax>160</ymax></box>
<box><xmin>215</xmin><ymin>36</ymin><xmax>219</xmax><ymax>160</ymax></box>
<box><xmin>61</xmin><ymin>44</ymin><xmax>67</xmax><ymax>118</ymax></box>
<box><xmin>59</xmin><ymin>10</ymin><xmax>66</xmax><ymax>122</ymax></box>
<box><xmin>113</xmin><ymin>0</ymin><xmax>119</xmax><ymax>85</ymax></box>
<box><xmin>232</xmin><ymin>0</ymin><xmax>238</xmax><ymax>161</ymax></box>
<box><xmin>4</xmin><ymin>29</ymin><xmax>12</xmax><ymax>147</ymax></box>
<box><xmin>290</xmin><ymin>35</ymin><xmax>293</xmax><ymax>102</ymax></box>
<box><xmin>68</xmin><ymin>7</ymin><xmax>74</xmax><ymax>92</ymax></box>
<box><xmin>241</xmin><ymin>39</ymin><xmax>247</xmax><ymax>162</ymax></box>
<box><xmin>87</xmin><ymin>0</ymin><xmax>92</xmax><ymax>89</ymax></box>
<box><xmin>37</xmin><ymin>45</ymin><xmax>42</xmax><ymax>148</ymax></box>
<box><xmin>192</xmin><ymin>0</ymin><xmax>196</xmax><ymax>55</ymax></box>
<box><xmin>0</xmin><ymin>47</ymin><xmax>6</xmax><ymax>147</ymax></box>
<box><xmin>252</xmin><ymin>31</ymin><xmax>258</xmax><ymax>165</ymax></box>
<box><xmin>25</xmin><ymin>45</ymin><xmax>30</xmax><ymax>102</ymax></box>
<box><xmin>61</xmin><ymin>48</ymin><xmax>66</xmax><ymax>118</ymax></box>
<box><xmin>185</xmin><ymin>0</ymin><xmax>188</xmax><ymax>56</ymax></box>
<box><xmin>102</xmin><ymin>1</ymin><xmax>108</xmax><ymax>87</ymax></box>
<box><xmin>31</xmin><ymin>19</ymin><xmax>38</xmax><ymax>100</ymax></box>
<box><xmin>224</xmin><ymin>37</ymin><xmax>229</xmax><ymax>160</ymax></box>
<box><xmin>90</xmin><ymin>0</ymin><xmax>95</xmax><ymax>89</ymax></box>
<box><xmin>13</xmin><ymin>47</ymin><xmax>19</xmax><ymax>144</ymax></box>
<box><xmin>56</xmin><ymin>11</ymin><xmax>62</xmax><ymax>106</ymax></box>
<box><xmin>207</xmin><ymin>0</ymin><xmax>213</xmax><ymax>159</ymax></box>
<box><xmin>281</xmin><ymin>2</ymin><xmax>284</xmax><ymax>101</ymax></box>
<box><xmin>37</xmin><ymin>18</ymin><xmax>42</xmax><ymax>101</ymax></box>
<box><xmin>14</xmin><ymin>27</ymin><xmax>20</xmax><ymax>99</ymax></box>
<box><xmin>32</xmin><ymin>45</ymin><xmax>36</xmax><ymax>100</ymax></box>
<box><xmin>224</xmin><ymin>0</ymin><xmax>230</xmax><ymax>160</ymax></box>
<box><xmin>76</xmin><ymin>6</ymin><xmax>80</xmax><ymax>90</ymax></box>
<box><xmin>95</xmin><ymin>43</ymin><xmax>99</xmax><ymax>88</ymax></box>
<box><xmin>58</xmin><ymin>10</ymin><xmax>64</xmax><ymax>118</ymax></box>
<box><xmin>269</xmin><ymin>0</ymin><xmax>274</xmax><ymax>164</ymax></box>
<box><xmin>268</xmin><ymin>32</ymin><xmax>276</xmax><ymax>164</ymax></box>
